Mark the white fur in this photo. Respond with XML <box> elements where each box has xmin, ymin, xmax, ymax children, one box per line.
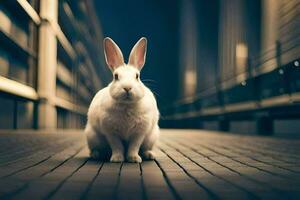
<box><xmin>85</xmin><ymin>37</ymin><xmax>159</xmax><ymax>163</ymax></box>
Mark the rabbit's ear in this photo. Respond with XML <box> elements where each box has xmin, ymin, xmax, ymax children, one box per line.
<box><xmin>103</xmin><ymin>37</ymin><xmax>124</xmax><ymax>71</ymax></box>
<box><xmin>128</xmin><ymin>37</ymin><xmax>147</xmax><ymax>70</ymax></box>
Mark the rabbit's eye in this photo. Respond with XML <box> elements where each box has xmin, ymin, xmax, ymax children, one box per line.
<box><xmin>114</xmin><ymin>73</ymin><xmax>119</xmax><ymax>80</ymax></box>
<box><xmin>136</xmin><ymin>73</ymin><xmax>139</xmax><ymax>80</ymax></box>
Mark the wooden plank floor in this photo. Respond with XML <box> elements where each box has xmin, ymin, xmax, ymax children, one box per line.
<box><xmin>0</xmin><ymin>129</ymin><xmax>299</xmax><ymax>200</ymax></box>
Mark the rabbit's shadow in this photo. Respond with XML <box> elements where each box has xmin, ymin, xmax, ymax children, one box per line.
<box><xmin>86</xmin><ymin>155</ymin><xmax>154</xmax><ymax>164</ymax></box>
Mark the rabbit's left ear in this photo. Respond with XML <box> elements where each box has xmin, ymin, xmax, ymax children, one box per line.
<box><xmin>128</xmin><ymin>37</ymin><xmax>147</xmax><ymax>70</ymax></box>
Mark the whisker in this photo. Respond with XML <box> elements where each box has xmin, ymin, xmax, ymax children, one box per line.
<box><xmin>144</xmin><ymin>84</ymin><xmax>158</xmax><ymax>88</ymax></box>
<box><xmin>151</xmin><ymin>90</ymin><xmax>161</xmax><ymax>98</ymax></box>
<box><xmin>143</xmin><ymin>83</ymin><xmax>158</xmax><ymax>88</ymax></box>
<box><xmin>141</xmin><ymin>81</ymin><xmax>170</xmax><ymax>113</ymax></box>
<box><xmin>141</xmin><ymin>79</ymin><xmax>157</xmax><ymax>83</ymax></box>
<box><xmin>152</xmin><ymin>90</ymin><xmax>159</xmax><ymax>96</ymax></box>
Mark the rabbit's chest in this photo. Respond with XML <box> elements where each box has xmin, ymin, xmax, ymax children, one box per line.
<box><xmin>101</xmin><ymin>110</ymin><xmax>151</xmax><ymax>139</ymax></box>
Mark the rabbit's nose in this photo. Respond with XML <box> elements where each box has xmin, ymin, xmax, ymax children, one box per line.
<box><xmin>123</xmin><ymin>87</ymin><xmax>132</xmax><ymax>93</ymax></box>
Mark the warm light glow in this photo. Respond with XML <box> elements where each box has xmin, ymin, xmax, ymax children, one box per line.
<box><xmin>184</xmin><ymin>68</ymin><xmax>197</xmax><ymax>97</ymax></box>
<box><xmin>236</xmin><ymin>43</ymin><xmax>248</xmax><ymax>58</ymax></box>
<box><xmin>236</xmin><ymin>43</ymin><xmax>248</xmax><ymax>73</ymax></box>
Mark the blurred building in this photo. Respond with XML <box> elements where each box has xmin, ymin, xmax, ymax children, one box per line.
<box><xmin>1</xmin><ymin>0</ymin><xmax>299</xmax><ymax>137</ymax></box>
<box><xmin>0</xmin><ymin>0</ymin><xmax>108</xmax><ymax>130</ymax></box>
<box><xmin>162</xmin><ymin>0</ymin><xmax>300</xmax><ymax>137</ymax></box>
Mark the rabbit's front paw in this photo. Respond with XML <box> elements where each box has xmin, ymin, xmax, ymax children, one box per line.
<box><xmin>127</xmin><ymin>154</ymin><xmax>142</xmax><ymax>163</ymax></box>
<box><xmin>143</xmin><ymin>150</ymin><xmax>156</xmax><ymax>160</ymax></box>
<box><xmin>110</xmin><ymin>153</ymin><xmax>124</xmax><ymax>162</ymax></box>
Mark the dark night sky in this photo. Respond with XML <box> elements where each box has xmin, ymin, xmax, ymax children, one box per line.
<box><xmin>93</xmin><ymin>0</ymin><xmax>180</xmax><ymax>107</ymax></box>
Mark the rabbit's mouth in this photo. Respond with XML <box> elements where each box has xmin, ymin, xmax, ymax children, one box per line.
<box><xmin>124</xmin><ymin>93</ymin><xmax>133</xmax><ymax>100</ymax></box>
<box><xmin>111</xmin><ymin>89</ymin><xmax>143</xmax><ymax>103</ymax></box>
<box><xmin>119</xmin><ymin>92</ymin><xmax>133</xmax><ymax>101</ymax></box>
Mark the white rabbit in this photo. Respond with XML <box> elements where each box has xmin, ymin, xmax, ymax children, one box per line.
<box><xmin>85</xmin><ymin>37</ymin><xmax>159</xmax><ymax>163</ymax></box>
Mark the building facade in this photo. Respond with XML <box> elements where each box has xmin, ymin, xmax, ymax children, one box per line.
<box><xmin>162</xmin><ymin>0</ymin><xmax>300</xmax><ymax>136</ymax></box>
<box><xmin>0</xmin><ymin>0</ymin><xmax>108</xmax><ymax>130</ymax></box>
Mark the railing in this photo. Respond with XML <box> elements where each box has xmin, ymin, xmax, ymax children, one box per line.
<box><xmin>0</xmin><ymin>0</ymin><xmax>106</xmax><ymax>129</ymax></box>
<box><xmin>161</xmin><ymin>50</ymin><xmax>300</xmax><ymax>133</ymax></box>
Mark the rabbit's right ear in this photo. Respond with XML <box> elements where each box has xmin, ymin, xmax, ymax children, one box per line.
<box><xmin>103</xmin><ymin>37</ymin><xmax>124</xmax><ymax>71</ymax></box>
